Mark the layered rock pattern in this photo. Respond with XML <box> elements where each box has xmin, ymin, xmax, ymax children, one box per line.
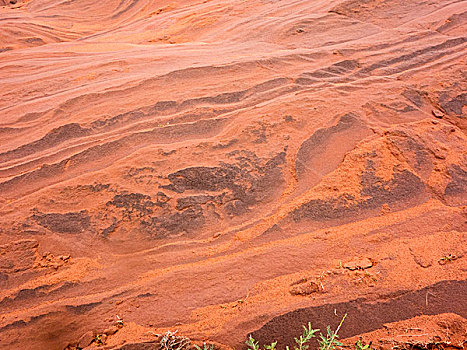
<box><xmin>0</xmin><ymin>0</ymin><xmax>466</xmax><ymax>349</ymax></box>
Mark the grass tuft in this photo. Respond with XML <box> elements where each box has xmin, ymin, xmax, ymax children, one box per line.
<box><xmin>246</xmin><ymin>314</ymin><xmax>352</xmax><ymax>350</ymax></box>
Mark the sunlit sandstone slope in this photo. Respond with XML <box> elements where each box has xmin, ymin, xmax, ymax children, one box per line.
<box><xmin>0</xmin><ymin>0</ymin><xmax>466</xmax><ymax>349</ymax></box>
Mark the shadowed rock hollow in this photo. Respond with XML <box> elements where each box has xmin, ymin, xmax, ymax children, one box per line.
<box><xmin>0</xmin><ymin>0</ymin><xmax>466</xmax><ymax>349</ymax></box>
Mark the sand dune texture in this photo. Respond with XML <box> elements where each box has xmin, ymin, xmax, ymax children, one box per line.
<box><xmin>0</xmin><ymin>0</ymin><xmax>466</xmax><ymax>349</ymax></box>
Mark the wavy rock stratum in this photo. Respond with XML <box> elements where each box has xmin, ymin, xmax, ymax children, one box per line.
<box><xmin>0</xmin><ymin>0</ymin><xmax>466</xmax><ymax>349</ymax></box>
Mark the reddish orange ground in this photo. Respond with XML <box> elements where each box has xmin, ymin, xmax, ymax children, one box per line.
<box><xmin>0</xmin><ymin>0</ymin><xmax>466</xmax><ymax>349</ymax></box>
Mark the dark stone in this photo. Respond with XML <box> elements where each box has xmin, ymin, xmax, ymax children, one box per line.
<box><xmin>102</xmin><ymin>221</ymin><xmax>118</xmax><ymax>238</ymax></box>
<box><xmin>146</xmin><ymin>151</ymin><xmax>286</xmax><ymax>236</ymax></box>
<box><xmin>402</xmin><ymin>89</ymin><xmax>427</xmax><ymax>108</ymax></box>
<box><xmin>224</xmin><ymin>199</ymin><xmax>248</xmax><ymax>216</ymax></box>
<box><xmin>65</xmin><ymin>301</ymin><xmax>101</xmax><ymax>314</ymax></box>
<box><xmin>163</xmin><ymin>151</ymin><xmax>286</xmax><ymax>206</ymax></box>
<box><xmin>107</xmin><ymin>193</ymin><xmax>155</xmax><ymax>216</ymax></box>
<box><xmin>32</xmin><ymin>211</ymin><xmax>90</xmax><ymax>234</ymax></box>
<box><xmin>176</xmin><ymin>194</ymin><xmax>224</xmax><ymax>210</ymax></box>
<box><xmin>440</xmin><ymin>93</ymin><xmax>467</xmax><ymax>117</ymax></box>
<box><xmin>141</xmin><ymin>206</ymin><xmax>205</xmax><ymax>238</ymax></box>
<box><xmin>292</xmin><ymin>162</ymin><xmax>426</xmax><ymax>222</ymax></box>
<box><xmin>444</xmin><ymin>164</ymin><xmax>467</xmax><ymax>198</ymax></box>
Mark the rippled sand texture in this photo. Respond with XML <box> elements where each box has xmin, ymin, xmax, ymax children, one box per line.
<box><xmin>0</xmin><ymin>0</ymin><xmax>466</xmax><ymax>349</ymax></box>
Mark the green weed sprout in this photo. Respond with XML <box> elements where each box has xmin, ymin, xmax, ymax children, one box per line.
<box><xmin>246</xmin><ymin>322</ymin><xmax>319</xmax><ymax>350</ymax></box>
<box><xmin>246</xmin><ymin>315</ymin><xmax>348</xmax><ymax>350</ymax></box>
<box><xmin>354</xmin><ymin>339</ymin><xmax>370</xmax><ymax>350</ymax></box>
<box><xmin>246</xmin><ymin>335</ymin><xmax>260</xmax><ymax>350</ymax></box>
<box><xmin>317</xmin><ymin>314</ymin><xmax>347</xmax><ymax>350</ymax></box>
<box><xmin>287</xmin><ymin>322</ymin><xmax>320</xmax><ymax>350</ymax></box>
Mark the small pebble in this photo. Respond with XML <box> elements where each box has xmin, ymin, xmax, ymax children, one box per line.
<box><xmin>432</xmin><ymin>109</ymin><xmax>444</xmax><ymax>118</ymax></box>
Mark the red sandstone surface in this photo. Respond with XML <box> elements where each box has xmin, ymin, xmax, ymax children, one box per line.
<box><xmin>0</xmin><ymin>0</ymin><xmax>466</xmax><ymax>349</ymax></box>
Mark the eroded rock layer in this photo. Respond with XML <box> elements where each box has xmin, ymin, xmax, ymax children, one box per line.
<box><xmin>0</xmin><ymin>0</ymin><xmax>466</xmax><ymax>349</ymax></box>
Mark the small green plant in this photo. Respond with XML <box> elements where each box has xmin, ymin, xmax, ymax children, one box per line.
<box><xmin>246</xmin><ymin>315</ymin><xmax>347</xmax><ymax>350</ymax></box>
<box><xmin>438</xmin><ymin>253</ymin><xmax>458</xmax><ymax>265</ymax></box>
<box><xmin>246</xmin><ymin>335</ymin><xmax>279</xmax><ymax>350</ymax></box>
<box><xmin>354</xmin><ymin>339</ymin><xmax>369</xmax><ymax>350</ymax></box>
<box><xmin>286</xmin><ymin>322</ymin><xmax>320</xmax><ymax>350</ymax></box>
<box><xmin>246</xmin><ymin>335</ymin><xmax>260</xmax><ymax>350</ymax></box>
<box><xmin>317</xmin><ymin>314</ymin><xmax>347</xmax><ymax>350</ymax></box>
<box><xmin>246</xmin><ymin>322</ymin><xmax>319</xmax><ymax>350</ymax></box>
<box><xmin>194</xmin><ymin>343</ymin><xmax>214</xmax><ymax>350</ymax></box>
